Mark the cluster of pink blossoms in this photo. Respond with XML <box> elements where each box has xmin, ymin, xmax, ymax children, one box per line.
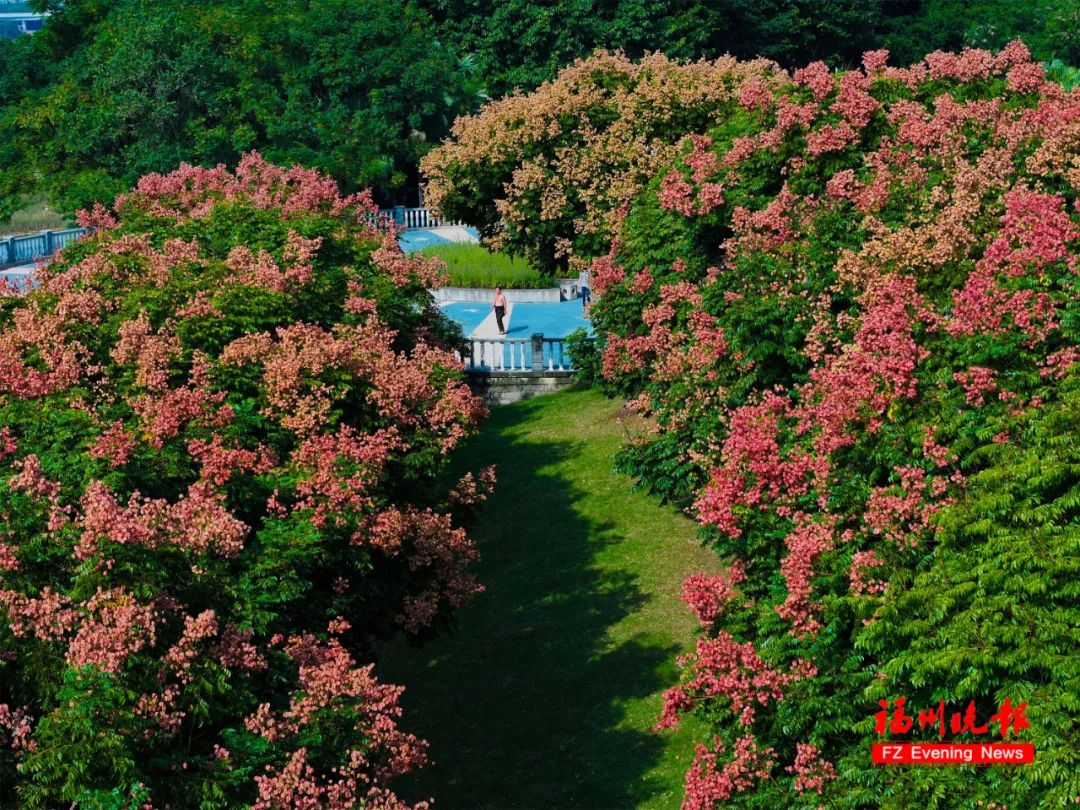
<box><xmin>848</xmin><ymin>550</ymin><xmax>887</xmax><ymax>597</ymax></box>
<box><xmin>683</xmin><ymin>735</ymin><xmax>776</xmax><ymax>810</ymax></box>
<box><xmin>681</xmin><ymin>561</ymin><xmax>746</xmax><ymax>627</ymax></box>
<box><xmin>657</xmin><ymin>631</ymin><xmax>816</xmax><ymax>731</ymax></box>
<box><xmin>775</xmin><ymin>519</ymin><xmax>835</xmax><ymax>636</ymax></box>
<box><xmin>786</xmin><ymin>743</ymin><xmax>837</xmax><ymax>795</ymax></box>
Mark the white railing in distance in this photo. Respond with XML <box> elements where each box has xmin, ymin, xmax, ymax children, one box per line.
<box><xmin>458</xmin><ymin>336</ymin><xmax>575</xmax><ymax>373</ymax></box>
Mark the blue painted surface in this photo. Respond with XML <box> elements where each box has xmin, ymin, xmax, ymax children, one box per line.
<box><xmin>1</xmin><ymin>220</ymin><xmax>465</xmax><ymax>272</ymax></box>
<box><xmin>440</xmin><ymin>298</ymin><xmax>591</xmax><ymax>372</ymax></box>
<box><xmin>502</xmin><ymin>300</ymin><xmax>592</xmax><ymax>338</ymax></box>
<box><xmin>441</xmin><ymin>298</ymin><xmax>592</xmax><ymax>339</ymax></box>
<box><xmin>440</xmin><ymin>301</ymin><xmax>492</xmax><ymax>336</ymax></box>
<box><xmin>398</xmin><ymin>226</ymin><xmax>480</xmax><ymax>254</ymax></box>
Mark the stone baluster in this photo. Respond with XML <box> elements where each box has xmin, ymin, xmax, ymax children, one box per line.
<box><xmin>531</xmin><ymin>334</ymin><xmax>544</xmax><ymax>371</ymax></box>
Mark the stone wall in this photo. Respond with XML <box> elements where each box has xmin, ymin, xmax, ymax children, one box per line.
<box><xmin>431</xmin><ymin>280</ymin><xmax>580</xmax><ymax>304</ymax></box>
<box><xmin>466</xmin><ymin>370</ymin><xmax>577</xmax><ymax>405</ymax></box>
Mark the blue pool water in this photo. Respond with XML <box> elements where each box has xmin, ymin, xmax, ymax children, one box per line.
<box><xmin>440</xmin><ymin>302</ymin><xmax>492</xmax><ymax>336</ymax></box>
<box><xmin>440</xmin><ymin>298</ymin><xmax>592</xmax><ymax>339</ymax></box>
<box><xmin>501</xmin><ymin>300</ymin><xmax>592</xmax><ymax>338</ymax></box>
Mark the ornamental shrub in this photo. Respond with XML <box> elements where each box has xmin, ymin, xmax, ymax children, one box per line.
<box><xmin>564</xmin><ymin>328</ymin><xmax>601</xmax><ymax>386</ymax></box>
<box><xmin>420</xmin><ymin>50</ymin><xmax>782</xmax><ymax>276</ymax></box>
<box><xmin>0</xmin><ymin>153</ymin><xmax>492</xmax><ymax>808</ymax></box>
<box><xmin>592</xmin><ymin>43</ymin><xmax>1080</xmax><ymax>807</ymax></box>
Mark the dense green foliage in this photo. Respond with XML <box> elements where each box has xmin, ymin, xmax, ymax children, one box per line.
<box><xmin>419</xmin><ymin>242</ymin><xmax>548</xmax><ymax>288</ymax></box>
<box><xmin>565</xmin><ymin>327</ymin><xmax>601</xmax><ymax>385</ymax></box>
<box><xmin>4</xmin><ymin>0</ymin><xmax>1080</xmax><ymax>224</ymax></box>
<box><xmin>880</xmin><ymin>0</ymin><xmax>1080</xmax><ymax>67</ymax></box>
<box><xmin>420</xmin><ymin>0</ymin><xmax>1080</xmax><ymax>94</ymax></box>
<box><xmin>417</xmin><ymin>0</ymin><xmax>878</xmax><ymax>95</ymax></box>
<box><xmin>857</xmin><ymin>373</ymin><xmax>1080</xmax><ymax>806</ymax></box>
<box><xmin>0</xmin><ymin>0</ymin><xmax>480</xmax><ymax>219</ymax></box>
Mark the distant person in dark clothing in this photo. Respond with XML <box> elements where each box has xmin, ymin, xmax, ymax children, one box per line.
<box><xmin>493</xmin><ymin>287</ymin><xmax>507</xmax><ymax>335</ymax></box>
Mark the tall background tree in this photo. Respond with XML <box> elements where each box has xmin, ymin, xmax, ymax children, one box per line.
<box><xmin>880</xmin><ymin>0</ymin><xmax>1080</xmax><ymax>67</ymax></box>
<box><xmin>416</xmin><ymin>0</ymin><xmax>882</xmax><ymax>95</ymax></box>
<box><xmin>0</xmin><ymin>0</ymin><xmax>475</xmax><ymax>219</ymax></box>
<box><xmin>5</xmin><ymin>0</ymin><xmax>1080</xmax><ymax>223</ymax></box>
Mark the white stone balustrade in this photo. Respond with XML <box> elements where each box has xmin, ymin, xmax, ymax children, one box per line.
<box><xmin>454</xmin><ymin>334</ymin><xmax>579</xmax><ymax>373</ymax></box>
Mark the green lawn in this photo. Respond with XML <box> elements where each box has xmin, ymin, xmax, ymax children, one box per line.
<box><xmin>378</xmin><ymin>387</ymin><xmax>718</xmax><ymax>810</ymax></box>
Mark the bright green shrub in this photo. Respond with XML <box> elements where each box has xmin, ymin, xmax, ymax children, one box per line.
<box><xmin>564</xmin><ymin>327</ymin><xmax>600</xmax><ymax>385</ymax></box>
<box><xmin>857</xmin><ymin>372</ymin><xmax>1080</xmax><ymax>806</ymax></box>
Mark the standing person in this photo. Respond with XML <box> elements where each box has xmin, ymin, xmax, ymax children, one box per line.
<box><xmin>493</xmin><ymin>286</ymin><xmax>507</xmax><ymax>335</ymax></box>
<box><xmin>578</xmin><ymin>268</ymin><xmax>591</xmax><ymax>308</ymax></box>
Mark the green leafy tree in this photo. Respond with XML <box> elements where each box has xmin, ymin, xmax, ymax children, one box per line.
<box><xmin>881</xmin><ymin>0</ymin><xmax>1080</xmax><ymax>66</ymax></box>
<box><xmin>0</xmin><ymin>0</ymin><xmax>473</xmax><ymax>216</ymax></box>
<box><xmin>418</xmin><ymin>0</ymin><xmax>883</xmax><ymax>94</ymax></box>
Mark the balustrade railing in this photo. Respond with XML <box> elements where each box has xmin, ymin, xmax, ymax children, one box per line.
<box><xmin>397</xmin><ymin>207</ymin><xmax>464</xmax><ymax>229</ymax></box>
<box><xmin>0</xmin><ymin>227</ymin><xmax>88</xmax><ymax>269</ymax></box>
<box><xmin>456</xmin><ymin>333</ymin><xmax>578</xmax><ymax>373</ymax></box>
<box><xmin>362</xmin><ymin>207</ymin><xmax>464</xmax><ymax>230</ymax></box>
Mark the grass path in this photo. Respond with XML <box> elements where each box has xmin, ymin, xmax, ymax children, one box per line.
<box><xmin>378</xmin><ymin>387</ymin><xmax>718</xmax><ymax>809</ymax></box>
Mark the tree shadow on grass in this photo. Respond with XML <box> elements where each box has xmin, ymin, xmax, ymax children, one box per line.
<box><xmin>378</xmin><ymin>397</ymin><xmax>683</xmax><ymax>810</ymax></box>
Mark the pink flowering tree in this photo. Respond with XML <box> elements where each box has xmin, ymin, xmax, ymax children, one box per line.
<box><xmin>0</xmin><ymin>154</ymin><xmax>492</xmax><ymax>807</ymax></box>
<box><xmin>420</xmin><ymin>51</ymin><xmax>782</xmax><ymax>275</ymax></box>
<box><xmin>593</xmin><ymin>43</ymin><xmax>1080</xmax><ymax>806</ymax></box>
